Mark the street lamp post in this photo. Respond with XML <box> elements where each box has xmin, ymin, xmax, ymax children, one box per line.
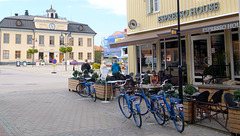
<box><xmin>60</xmin><ymin>32</ymin><xmax>72</xmax><ymax>71</ymax></box>
<box><xmin>177</xmin><ymin>0</ymin><xmax>183</xmax><ymax>102</ymax></box>
<box><xmin>31</xmin><ymin>37</ymin><xmax>37</xmax><ymax>67</ymax></box>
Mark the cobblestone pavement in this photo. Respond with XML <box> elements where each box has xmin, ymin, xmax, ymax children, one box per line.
<box><xmin>0</xmin><ymin>66</ymin><xmax>230</xmax><ymax>136</ymax></box>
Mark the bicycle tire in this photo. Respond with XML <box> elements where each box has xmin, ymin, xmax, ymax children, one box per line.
<box><xmin>90</xmin><ymin>89</ymin><xmax>97</xmax><ymax>102</ymax></box>
<box><xmin>136</xmin><ymin>95</ymin><xmax>148</xmax><ymax>115</ymax></box>
<box><xmin>118</xmin><ymin>95</ymin><xmax>132</xmax><ymax>119</ymax></box>
<box><xmin>132</xmin><ymin>103</ymin><xmax>142</xmax><ymax>128</ymax></box>
<box><xmin>76</xmin><ymin>83</ymin><xmax>90</xmax><ymax>97</ymax></box>
<box><xmin>152</xmin><ymin>99</ymin><xmax>165</xmax><ymax>125</ymax></box>
<box><xmin>173</xmin><ymin>105</ymin><xmax>185</xmax><ymax>133</ymax></box>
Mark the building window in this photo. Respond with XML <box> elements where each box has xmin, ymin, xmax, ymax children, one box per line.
<box><xmin>39</xmin><ymin>35</ymin><xmax>44</xmax><ymax>45</ymax></box>
<box><xmin>3</xmin><ymin>33</ymin><xmax>9</xmax><ymax>43</ymax></box>
<box><xmin>78</xmin><ymin>52</ymin><xmax>83</xmax><ymax>60</ymax></box>
<box><xmin>78</xmin><ymin>38</ymin><xmax>83</xmax><ymax>46</ymax></box>
<box><xmin>148</xmin><ymin>0</ymin><xmax>160</xmax><ymax>13</ymax></box>
<box><xmin>27</xmin><ymin>52</ymin><xmax>32</xmax><ymax>59</ymax></box>
<box><xmin>69</xmin><ymin>52</ymin><xmax>74</xmax><ymax>60</ymax></box>
<box><xmin>16</xmin><ymin>34</ymin><xmax>21</xmax><ymax>44</ymax></box>
<box><xmin>60</xmin><ymin>37</ymin><xmax>64</xmax><ymax>45</ymax></box>
<box><xmin>87</xmin><ymin>38</ymin><xmax>92</xmax><ymax>47</ymax></box>
<box><xmin>232</xmin><ymin>33</ymin><xmax>240</xmax><ymax>76</ymax></box>
<box><xmin>3</xmin><ymin>50</ymin><xmax>9</xmax><ymax>59</ymax></box>
<box><xmin>15</xmin><ymin>51</ymin><xmax>21</xmax><ymax>59</ymax></box>
<box><xmin>87</xmin><ymin>52</ymin><xmax>92</xmax><ymax>60</ymax></box>
<box><xmin>50</xmin><ymin>36</ymin><xmax>54</xmax><ymax>45</ymax></box>
<box><xmin>69</xmin><ymin>37</ymin><xmax>74</xmax><ymax>46</ymax></box>
<box><xmin>27</xmin><ymin>35</ymin><xmax>33</xmax><ymax>44</ymax></box>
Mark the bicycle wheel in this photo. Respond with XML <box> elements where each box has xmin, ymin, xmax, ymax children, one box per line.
<box><xmin>152</xmin><ymin>100</ymin><xmax>165</xmax><ymax>125</ymax></box>
<box><xmin>118</xmin><ymin>95</ymin><xmax>132</xmax><ymax>119</ymax></box>
<box><xmin>76</xmin><ymin>84</ymin><xmax>89</xmax><ymax>97</ymax></box>
<box><xmin>173</xmin><ymin>104</ymin><xmax>184</xmax><ymax>133</ymax></box>
<box><xmin>132</xmin><ymin>103</ymin><xmax>142</xmax><ymax>128</ymax></box>
<box><xmin>90</xmin><ymin>88</ymin><xmax>96</xmax><ymax>102</ymax></box>
<box><xmin>135</xmin><ymin>95</ymin><xmax>148</xmax><ymax>115</ymax></box>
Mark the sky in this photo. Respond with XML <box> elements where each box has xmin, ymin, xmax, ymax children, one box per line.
<box><xmin>0</xmin><ymin>0</ymin><xmax>127</xmax><ymax>46</ymax></box>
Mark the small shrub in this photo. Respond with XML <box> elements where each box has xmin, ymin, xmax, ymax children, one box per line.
<box><xmin>233</xmin><ymin>90</ymin><xmax>240</xmax><ymax>102</ymax></box>
<box><xmin>92</xmin><ymin>63</ymin><xmax>100</xmax><ymax>69</ymax></box>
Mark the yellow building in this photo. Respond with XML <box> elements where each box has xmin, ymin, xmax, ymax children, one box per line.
<box><xmin>0</xmin><ymin>5</ymin><xmax>96</xmax><ymax>64</ymax></box>
<box><xmin>111</xmin><ymin>0</ymin><xmax>240</xmax><ymax>85</ymax></box>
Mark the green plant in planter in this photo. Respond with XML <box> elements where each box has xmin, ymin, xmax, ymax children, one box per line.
<box><xmin>92</xmin><ymin>72</ymin><xmax>99</xmax><ymax>80</ymax></box>
<box><xmin>89</xmin><ymin>69</ymin><xmax>94</xmax><ymax>74</ymax></box>
<box><xmin>163</xmin><ymin>83</ymin><xmax>173</xmax><ymax>91</ymax></box>
<box><xmin>233</xmin><ymin>90</ymin><xmax>240</xmax><ymax>102</ymax></box>
<box><xmin>183</xmin><ymin>84</ymin><xmax>196</xmax><ymax>95</ymax></box>
<box><xmin>72</xmin><ymin>70</ymin><xmax>79</xmax><ymax>79</ymax></box>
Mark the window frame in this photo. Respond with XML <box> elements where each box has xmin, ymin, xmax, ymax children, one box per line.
<box><xmin>78</xmin><ymin>52</ymin><xmax>83</xmax><ymax>60</ymax></box>
<box><xmin>69</xmin><ymin>52</ymin><xmax>74</xmax><ymax>60</ymax></box>
<box><xmin>3</xmin><ymin>50</ymin><xmax>9</xmax><ymax>59</ymax></box>
<box><xmin>15</xmin><ymin>34</ymin><xmax>21</xmax><ymax>44</ymax></box>
<box><xmin>87</xmin><ymin>38</ymin><xmax>92</xmax><ymax>47</ymax></box>
<box><xmin>50</xmin><ymin>36</ymin><xmax>55</xmax><ymax>45</ymax></box>
<box><xmin>87</xmin><ymin>52</ymin><xmax>92</xmax><ymax>60</ymax></box>
<box><xmin>15</xmin><ymin>51</ymin><xmax>21</xmax><ymax>59</ymax></box>
<box><xmin>78</xmin><ymin>38</ymin><xmax>83</xmax><ymax>46</ymax></box>
<box><xmin>39</xmin><ymin>35</ymin><xmax>44</xmax><ymax>45</ymax></box>
<box><xmin>60</xmin><ymin>36</ymin><xmax>64</xmax><ymax>45</ymax></box>
<box><xmin>26</xmin><ymin>51</ymin><xmax>32</xmax><ymax>59</ymax></box>
<box><xmin>70</xmin><ymin>37</ymin><xmax>74</xmax><ymax>46</ymax></box>
<box><xmin>27</xmin><ymin>35</ymin><xmax>33</xmax><ymax>44</ymax></box>
<box><xmin>3</xmin><ymin>33</ymin><xmax>9</xmax><ymax>44</ymax></box>
<box><xmin>148</xmin><ymin>0</ymin><xmax>160</xmax><ymax>14</ymax></box>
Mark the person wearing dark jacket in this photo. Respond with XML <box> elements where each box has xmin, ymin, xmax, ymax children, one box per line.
<box><xmin>81</xmin><ymin>59</ymin><xmax>91</xmax><ymax>72</ymax></box>
<box><xmin>111</xmin><ymin>59</ymin><xmax>121</xmax><ymax>75</ymax></box>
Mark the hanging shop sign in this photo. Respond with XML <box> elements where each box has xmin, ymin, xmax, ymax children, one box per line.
<box><xmin>202</xmin><ymin>22</ymin><xmax>239</xmax><ymax>32</ymax></box>
<box><xmin>158</xmin><ymin>2</ymin><xmax>219</xmax><ymax>23</ymax></box>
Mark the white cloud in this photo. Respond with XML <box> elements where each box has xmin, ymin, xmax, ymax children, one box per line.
<box><xmin>87</xmin><ymin>0</ymin><xmax>126</xmax><ymax>15</ymax></box>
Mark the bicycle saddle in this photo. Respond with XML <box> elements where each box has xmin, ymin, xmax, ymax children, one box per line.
<box><xmin>126</xmin><ymin>90</ymin><xmax>133</xmax><ymax>95</ymax></box>
<box><xmin>166</xmin><ymin>90</ymin><xmax>175</xmax><ymax>94</ymax></box>
<box><xmin>148</xmin><ymin>89</ymin><xmax>155</xmax><ymax>94</ymax></box>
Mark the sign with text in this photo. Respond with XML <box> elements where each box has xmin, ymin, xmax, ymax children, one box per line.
<box><xmin>202</xmin><ymin>22</ymin><xmax>239</xmax><ymax>33</ymax></box>
<box><xmin>101</xmin><ymin>69</ymin><xmax>109</xmax><ymax>80</ymax></box>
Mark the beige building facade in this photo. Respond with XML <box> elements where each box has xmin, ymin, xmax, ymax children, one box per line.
<box><xmin>0</xmin><ymin>6</ymin><xmax>96</xmax><ymax>64</ymax></box>
<box><xmin>111</xmin><ymin>0</ymin><xmax>240</xmax><ymax>84</ymax></box>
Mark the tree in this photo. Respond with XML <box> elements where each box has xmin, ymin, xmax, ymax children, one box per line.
<box><xmin>95</xmin><ymin>51</ymin><xmax>102</xmax><ymax>63</ymax></box>
<box><xmin>59</xmin><ymin>47</ymin><xmax>66</xmax><ymax>53</ymax></box>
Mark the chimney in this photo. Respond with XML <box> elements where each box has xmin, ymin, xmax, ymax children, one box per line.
<box><xmin>55</xmin><ymin>13</ymin><xmax>58</xmax><ymax>19</ymax></box>
<box><xmin>15</xmin><ymin>13</ymin><xmax>18</xmax><ymax>16</ymax></box>
<box><xmin>25</xmin><ymin>10</ymin><xmax>29</xmax><ymax>16</ymax></box>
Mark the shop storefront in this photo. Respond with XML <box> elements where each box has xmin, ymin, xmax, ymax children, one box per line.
<box><xmin>110</xmin><ymin>0</ymin><xmax>240</xmax><ymax>85</ymax></box>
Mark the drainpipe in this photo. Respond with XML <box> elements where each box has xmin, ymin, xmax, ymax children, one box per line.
<box><xmin>0</xmin><ymin>29</ymin><xmax>1</xmax><ymax>63</ymax></box>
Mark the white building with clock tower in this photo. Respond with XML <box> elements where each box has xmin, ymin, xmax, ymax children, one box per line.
<box><xmin>0</xmin><ymin>5</ymin><xmax>96</xmax><ymax>64</ymax></box>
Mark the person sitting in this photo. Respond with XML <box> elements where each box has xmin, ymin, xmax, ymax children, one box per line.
<box><xmin>158</xmin><ymin>71</ymin><xmax>170</xmax><ymax>84</ymax></box>
<box><xmin>150</xmin><ymin>70</ymin><xmax>158</xmax><ymax>86</ymax></box>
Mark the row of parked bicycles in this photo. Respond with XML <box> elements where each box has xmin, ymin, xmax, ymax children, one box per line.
<box><xmin>72</xmin><ymin>75</ymin><xmax>184</xmax><ymax>133</ymax></box>
<box><xmin>117</xmin><ymin>78</ymin><xmax>185</xmax><ymax>133</ymax></box>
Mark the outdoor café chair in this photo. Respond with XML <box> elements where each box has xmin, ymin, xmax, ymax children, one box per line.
<box><xmin>224</xmin><ymin>93</ymin><xmax>238</xmax><ymax>127</ymax></box>
<box><xmin>195</xmin><ymin>91</ymin><xmax>210</xmax><ymax>122</ymax></box>
<box><xmin>208</xmin><ymin>89</ymin><xmax>225</xmax><ymax>120</ymax></box>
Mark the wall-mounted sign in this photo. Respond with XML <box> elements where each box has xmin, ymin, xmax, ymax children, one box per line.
<box><xmin>128</xmin><ymin>19</ymin><xmax>138</xmax><ymax>30</ymax></box>
<box><xmin>158</xmin><ymin>2</ymin><xmax>219</xmax><ymax>23</ymax></box>
<box><xmin>202</xmin><ymin>22</ymin><xmax>239</xmax><ymax>33</ymax></box>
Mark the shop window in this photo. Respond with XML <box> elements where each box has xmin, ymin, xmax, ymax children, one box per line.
<box><xmin>211</xmin><ymin>35</ymin><xmax>225</xmax><ymax>65</ymax></box>
<box><xmin>16</xmin><ymin>34</ymin><xmax>21</xmax><ymax>44</ymax></box>
<box><xmin>78</xmin><ymin>52</ymin><xmax>83</xmax><ymax>60</ymax></box>
<box><xmin>232</xmin><ymin>33</ymin><xmax>240</xmax><ymax>76</ymax></box>
<box><xmin>15</xmin><ymin>51</ymin><xmax>21</xmax><ymax>59</ymax></box>
<box><xmin>50</xmin><ymin>36</ymin><xmax>54</xmax><ymax>45</ymax></box>
<box><xmin>3</xmin><ymin>50</ymin><xmax>9</xmax><ymax>59</ymax></box>
<box><xmin>141</xmin><ymin>44</ymin><xmax>152</xmax><ymax>73</ymax></box>
<box><xmin>160</xmin><ymin>42</ymin><xmax>165</xmax><ymax>71</ymax></box>
<box><xmin>39</xmin><ymin>35</ymin><xmax>44</xmax><ymax>45</ymax></box>
<box><xmin>27</xmin><ymin>35</ymin><xmax>33</xmax><ymax>44</ymax></box>
<box><xmin>69</xmin><ymin>52</ymin><xmax>74</xmax><ymax>60</ymax></box>
<box><xmin>27</xmin><ymin>52</ymin><xmax>32</xmax><ymax>59</ymax></box>
<box><xmin>3</xmin><ymin>33</ymin><xmax>9</xmax><ymax>43</ymax></box>
<box><xmin>148</xmin><ymin>0</ymin><xmax>160</xmax><ymax>14</ymax></box>
<box><xmin>78</xmin><ymin>38</ymin><xmax>83</xmax><ymax>46</ymax></box>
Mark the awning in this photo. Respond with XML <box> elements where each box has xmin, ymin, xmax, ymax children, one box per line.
<box><xmin>110</xmin><ymin>14</ymin><xmax>239</xmax><ymax>48</ymax></box>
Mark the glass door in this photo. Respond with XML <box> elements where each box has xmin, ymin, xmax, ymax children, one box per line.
<box><xmin>191</xmin><ymin>36</ymin><xmax>211</xmax><ymax>84</ymax></box>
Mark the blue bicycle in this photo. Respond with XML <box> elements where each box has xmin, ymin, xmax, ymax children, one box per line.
<box><xmin>118</xmin><ymin>79</ymin><xmax>142</xmax><ymax>128</ymax></box>
<box><xmin>134</xmin><ymin>87</ymin><xmax>166</xmax><ymax>126</ymax></box>
<box><xmin>159</xmin><ymin>90</ymin><xmax>184</xmax><ymax>133</ymax></box>
<box><xmin>76</xmin><ymin>77</ymin><xmax>96</xmax><ymax>102</ymax></box>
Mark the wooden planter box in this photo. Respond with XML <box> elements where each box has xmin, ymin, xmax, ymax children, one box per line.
<box><xmin>229</xmin><ymin>108</ymin><xmax>240</xmax><ymax>134</ymax></box>
<box><xmin>95</xmin><ymin>84</ymin><xmax>111</xmax><ymax>99</ymax></box>
<box><xmin>68</xmin><ymin>78</ymin><xmax>80</xmax><ymax>91</ymax></box>
<box><xmin>183</xmin><ymin>100</ymin><xmax>196</xmax><ymax>123</ymax></box>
